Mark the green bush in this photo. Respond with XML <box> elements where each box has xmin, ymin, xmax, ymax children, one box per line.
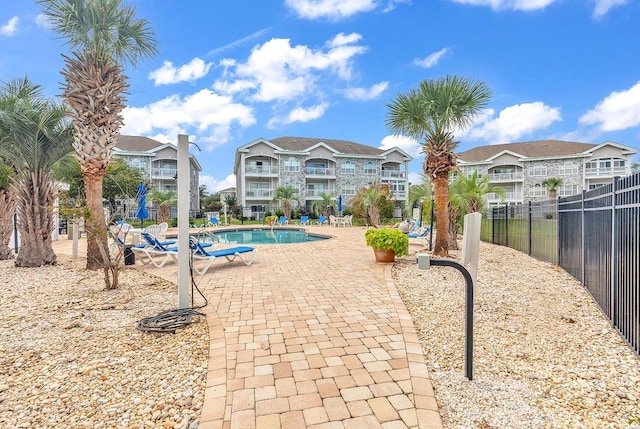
<box><xmin>364</xmin><ymin>228</ymin><xmax>409</xmax><ymax>257</ymax></box>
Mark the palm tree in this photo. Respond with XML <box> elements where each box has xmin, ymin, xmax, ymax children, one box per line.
<box><xmin>148</xmin><ymin>190</ymin><xmax>177</xmax><ymax>224</ymax></box>
<box><xmin>38</xmin><ymin>0</ymin><xmax>158</xmax><ymax>270</ymax></box>
<box><xmin>0</xmin><ymin>164</ymin><xmax>15</xmax><ymax>260</ymax></box>
<box><xmin>273</xmin><ymin>185</ymin><xmax>299</xmax><ymax>220</ymax></box>
<box><xmin>0</xmin><ymin>77</ymin><xmax>74</xmax><ymax>267</ymax></box>
<box><xmin>408</xmin><ymin>174</ymin><xmax>433</xmax><ymax>225</ymax></box>
<box><xmin>541</xmin><ymin>177</ymin><xmax>563</xmax><ymax>200</ymax></box>
<box><xmin>386</xmin><ymin>75</ymin><xmax>491</xmax><ymax>256</ymax></box>
<box><xmin>311</xmin><ymin>192</ymin><xmax>335</xmax><ymax>218</ymax></box>
<box><xmin>350</xmin><ymin>183</ymin><xmax>392</xmax><ymax>227</ymax></box>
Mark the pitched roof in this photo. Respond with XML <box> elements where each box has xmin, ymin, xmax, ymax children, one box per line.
<box><xmin>115</xmin><ymin>135</ymin><xmax>166</xmax><ymax>152</ymax></box>
<box><xmin>457</xmin><ymin>140</ymin><xmax>597</xmax><ymax>163</ymax></box>
<box><xmin>269</xmin><ymin>136</ymin><xmax>385</xmax><ymax>156</ymax></box>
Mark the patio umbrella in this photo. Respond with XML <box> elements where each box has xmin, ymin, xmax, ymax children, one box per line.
<box><xmin>135</xmin><ymin>182</ymin><xmax>149</xmax><ymax>228</ymax></box>
<box><xmin>338</xmin><ymin>195</ymin><xmax>343</xmax><ymax>216</ymax></box>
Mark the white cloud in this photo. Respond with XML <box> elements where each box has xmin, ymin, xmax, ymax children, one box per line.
<box><xmin>344</xmin><ymin>81</ymin><xmax>388</xmax><ymax>100</ymax></box>
<box><xmin>408</xmin><ymin>171</ymin><xmax>426</xmax><ymax>185</ymax></box>
<box><xmin>285</xmin><ymin>0</ymin><xmax>378</xmax><ymax>20</ymax></box>
<box><xmin>464</xmin><ymin>102</ymin><xmax>562</xmax><ymax>143</ymax></box>
<box><xmin>268</xmin><ymin>102</ymin><xmax>330</xmax><ymax>128</ymax></box>
<box><xmin>121</xmin><ymin>89</ymin><xmax>256</xmax><ymax>149</ymax></box>
<box><xmin>449</xmin><ymin>0</ymin><xmax>557</xmax><ymax>11</ymax></box>
<box><xmin>592</xmin><ymin>0</ymin><xmax>628</xmax><ymax>17</ymax></box>
<box><xmin>200</xmin><ymin>173</ymin><xmax>236</xmax><ymax>194</ymax></box>
<box><xmin>414</xmin><ymin>48</ymin><xmax>450</xmax><ymax>68</ymax></box>
<box><xmin>149</xmin><ymin>57</ymin><xmax>213</xmax><ymax>86</ymax></box>
<box><xmin>0</xmin><ymin>17</ymin><xmax>19</xmax><ymax>36</ymax></box>
<box><xmin>379</xmin><ymin>135</ymin><xmax>422</xmax><ymax>158</ymax></box>
<box><xmin>579</xmin><ymin>81</ymin><xmax>640</xmax><ymax>131</ymax></box>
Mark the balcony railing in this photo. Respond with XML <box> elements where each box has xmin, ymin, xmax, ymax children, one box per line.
<box><xmin>487</xmin><ymin>192</ymin><xmax>522</xmax><ymax>201</ymax></box>
<box><xmin>391</xmin><ymin>191</ymin><xmax>407</xmax><ymax>200</ymax></box>
<box><xmin>246</xmin><ymin>189</ymin><xmax>274</xmax><ymax>198</ymax></box>
<box><xmin>152</xmin><ymin>168</ymin><xmax>177</xmax><ymax>179</ymax></box>
<box><xmin>245</xmin><ymin>165</ymin><xmax>277</xmax><ymax>175</ymax></box>
<box><xmin>305</xmin><ymin>167</ymin><xmax>335</xmax><ymax>176</ymax></box>
<box><xmin>381</xmin><ymin>170</ymin><xmax>406</xmax><ymax>179</ymax></box>
<box><xmin>305</xmin><ymin>188</ymin><xmax>336</xmax><ymax>197</ymax></box>
<box><xmin>584</xmin><ymin>166</ymin><xmax>627</xmax><ymax>177</ymax></box>
<box><xmin>487</xmin><ymin>172</ymin><xmax>523</xmax><ymax>181</ymax></box>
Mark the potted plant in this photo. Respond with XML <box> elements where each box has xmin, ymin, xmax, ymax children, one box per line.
<box><xmin>364</xmin><ymin>228</ymin><xmax>409</xmax><ymax>262</ymax></box>
<box><xmin>265</xmin><ymin>215</ymin><xmax>278</xmax><ymax>226</ymax></box>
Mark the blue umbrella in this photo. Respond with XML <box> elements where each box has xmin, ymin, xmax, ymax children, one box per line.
<box><xmin>338</xmin><ymin>195</ymin><xmax>343</xmax><ymax>216</ymax></box>
<box><xmin>135</xmin><ymin>183</ymin><xmax>149</xmax><ymax>227</ymax></box>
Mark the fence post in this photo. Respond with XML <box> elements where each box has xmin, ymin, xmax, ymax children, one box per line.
<box><xmin>505</xmin><ymin>204</ymin><xmax>509</xmax><ymax>248</ymax></box>
<box><xmin>528</xmin><ymin>200</ymin><xmax>532</xmax><ymax>256</ymax></box>
<box><xmin>581</xmin><ymin>190</ymin><xmax>586</xmax><ymax>284</ymax></box>
<box><xmin>491</xmin><ymin>207</ymin><xmax>495</xmax><ymax>244</ymax></box>
<box><xmin>611</xmin><ymin>178</ymin><xmax>618</xmax><ymax>323</ymax></box>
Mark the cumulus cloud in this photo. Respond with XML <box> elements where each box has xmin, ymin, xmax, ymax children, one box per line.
<box><xmin>592</xmin><ymin>0</ymin><xmax>628</xmax><ymax>17</ymax></box>
<box><xmin>414</xmin><ymin>48</ymin><xmax>450</xmax><ymax>68</ymax></box>
<box><xmin>449</xmin><ymin>0</ymin><xmax>557</xmax><ymax>11</ymax></box>
<box><xmin>149</xmin><ymin>58</ymin><xmax>213</xmax><ymax>86</ymax></box>
<box><xmin>121</xmin><ymin>89</ymin><xmax>256</xmax><ymax>149</ymax></box>
<box><xmin>200</xmin><ymin>173</ymin><xmax>236</xmax><ymax>194</ymax></box>
<box><xmin>285</xmin><ymin>0</ymin><xmax>378</xmax><ymax>20</ymax></box>
<box><xmin>344</xmin><ymin>81</ymin><xmax>388</xmax><ymax>100</ymax></box>
<box><xmin>0</xmin><ymin>17</ymin><xmax>19</xmax><ymax>36</ymax></box>
<box><xmin>268</xmin><ymin>102</ymin><xmax>330</xmax><ymax>128</ymax></box>
<box><xmin>379</xmin><ymin>134</ymin><xmax>422</xmax><ymax>157</ymax></box>
<box><xmin>464</xmin><ymin>101</ymin><xmax>562</xmax><ymax>143</ymax></box>
<box><xmin>579</xmin><ymin>81</ymin><xmax>640</xmax><ymax>131</ymax></box>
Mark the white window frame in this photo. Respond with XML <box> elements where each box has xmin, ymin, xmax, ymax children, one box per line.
<box><xmin>284</xmin><ymin>158</ymin><xmax>299</xmax><ymax>173</ymax></box>
<box><xmin>558</xmin><ymin>162</ymin><xmax>578</xmax><ymax>175</ymax></box>
<box><xmin>341</xmin><ymin>161</ymin><xmax>355</xmax><ymax>175</ymax></box>
<box><xmin>342</xmin><ymin>185</ymin><xmax>356</xmax><ymax>196</ymax></box>
<box><xmin>364</xmin><ymin>161</ymin><xmax>376</xmax><ymax>175</ymax></box>
<box><xmin>528</xmin><ymin>164</ymin><xmax>547</xmax><ymax>177</ymax></box>
<box><xmin>558</xmin><ymin>183</ymin><xmax>578</xmax><ymax>197</ymax></box>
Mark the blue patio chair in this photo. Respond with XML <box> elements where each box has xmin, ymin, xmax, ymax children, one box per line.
<box><xmin>408</xmin><ymin>226</ymin><xmax>430</xmax><ymax>239</ymax></box>
<box><xmin>132</xmin><ymin>232</ymin><xmax>179</xmax><ymax>268</ymax></box>
<box><xmin>317</xmin><ymin>215</ymin><xmax>328</xmax><ymax>225</ymax></box>
<box><xmin>299</xmin><ymin>215</ymin><xmax>309</xmax><ymax>225</ymax></box>
<box><xmin>278</xmin><ymin>216</ymin><xmax>288</xmax><ymax>225</ymax></box>
<box><xmin>188</xmin><ymin>236</ymin><xmax>258</xmax><ymax>275</ymax></box>
<box><xmin>209</xmin><ymin>217</ymin><xmax>220</xmax><ymax>227</ymax></box>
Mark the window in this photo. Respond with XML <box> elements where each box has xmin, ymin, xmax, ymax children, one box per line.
<box><xmin>284</xmin><ymin>158</ymin><xmax>299</xmax><ymax>172</ymax></box>
<box><xmin>342</xmin><ymin>185</ymin><xmax>356</xmax><ymax>195</ymax></box>
<box><xmin>558</xmin><ymin>162</ymin><xmax>578</xmax><ymax>175</ymax></box>
<box><xmin>364</xmin><ymin>161</ymin><xmax>376</xmax><ymax>175</ymax></box>
<box><xmin>558</xmin><ymin>183</ymin><xmax>578</xmax><ymax>197</ymax></box>
<box><xmin>341</xmin><ymin>161</ymin><xmax>355</xmax><ymax>174</ymax></box>
<box><xmin>528</xmin><ymin>184</ymin><xmax>548</xmax><ymax>197</ymax></box>
<box><xmin>528</xmin><ymin>164</ymin><xmax>547</xmax><ymax>177</ymax></box>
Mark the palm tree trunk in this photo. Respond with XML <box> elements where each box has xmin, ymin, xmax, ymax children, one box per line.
<box><xmin>13</xmin><ymin>170</ymin><xmax>56</xmax><ymax>267</ymax></box>
<box><xmin>433</xmin><ymin>174</ymin><xmax>450</xmax><ymax>257</ymax></box>
<box><xmin>0</xmin><ymin>190</ymin><xmax>15</xmax><ymax>260</ymax></box>
<box><xmin>84</xmin><ymin>169</ymin><xmax>109</xmax><ymax>270</ymax></box>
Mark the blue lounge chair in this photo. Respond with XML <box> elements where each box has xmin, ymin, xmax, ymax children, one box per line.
<box><xmin>278</xmin><ymin>216</ymin><xmax>288</xmax><ymax>225</ymax></box>
<box><xmin>188</xmin><ymin>236</ymin><xmax>258</xmax><ymax>275</ymax></box>
<box><xmin>317</xmin><ymin>215</ymin><xmax>328</xmax><ymax>225</ymax></box>
<box><xmin>132</xmin><ymin>232</ymin><xmax>179</xmax><ymax>268</ymax></box>
<box><xmin>298</xmin><ymin>215</ymin><xmax>309</xmax><ymax>225</ymax></box>
<box><xmin>408</xmin><ymin>226</ymin><xmax>430</xmax><ymax>239</ymax></box>
<box><xmin>209</xmin><ymin>217</ymin><xmax>220</xmax><ymax>227</ymax></box>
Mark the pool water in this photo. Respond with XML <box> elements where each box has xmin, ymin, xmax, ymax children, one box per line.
<box><xmin>207</xmin><ymin>228</ymin><xmax>327</xmax><ymax>245</ymax></box>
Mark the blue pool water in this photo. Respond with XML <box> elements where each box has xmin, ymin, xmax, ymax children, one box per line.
<box><xmin>206</xmin><ymin>228</ymin><xmax>328</xmax><ymax>245</ymax></box>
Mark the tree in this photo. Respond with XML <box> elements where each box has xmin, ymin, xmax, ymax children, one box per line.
<box><xmin>350</xmin><ymin>184</ymin><xmax>393</xmax><ymax>227</ymax></box>
<box><xmin>0</xmin><ymin>77</ymin><xmax>74</xmax><ymax>267</ymax></box>
<box><xmin>386</xmin><ymin>75</ymin><xmax>491</xmax><ymax>256</ymax></box>
<box><xmin>148</xmin><ymin>190</ymin><xmax>176</xmax><ymax>224</ymax></box>
<box><xmin>224</xmin><ymin>193</ymin><xmax>237</xmax><ymax>207</ymax></box>
<box><xmin>272</xmin><ymin>185</ymin><xmax>299</xmax><ymax>220</ymax></box>
<box><xmin>408</xmin><ymin>174</ymin><xmax>433</xmax><ymax>225</ymax></box>
<box><xmin>0</xmin><ymin>164</ymin><xmax>15</xmax><ymax>260</ymax></box>
<box><xmin>541</xmin><ymin>177</ymin><xmax>563</xmax><ymax>200</ymax></box>
<box><xmin>38</xmin><ymin>0</ymin><xmax>158</xmax><ymax>270</ymax></box>
<box><xmin>311</xmin><ymin>192</ymin><xmax>335</xmax><ymax>218</ymax></box>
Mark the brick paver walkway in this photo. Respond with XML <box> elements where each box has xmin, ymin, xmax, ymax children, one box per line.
<box><xmin>55</xmin><ymin>225</ymin><xmax>442</xmax><ymax>428</ymax></box>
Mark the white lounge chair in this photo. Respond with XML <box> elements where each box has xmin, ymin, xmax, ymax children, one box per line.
<box><xmin>189</xmin><ymin>236</ymin><xmax>258</xmax><ymax>275</ymax></box>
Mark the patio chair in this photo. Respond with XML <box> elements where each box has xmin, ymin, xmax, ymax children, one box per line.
<box><xmin>188</xmin><ymin>236</ymin><xmax>258</xmax><ymax>275</ymax></box>
<box><xmin>143</xmin><ymin>224</ymin><xmax>160</xmax><ymax>238</ymax></box>
<box><xmin>278</xmin><ymin>216</ymin><xmax>288</xmax><ymax>225</ymax></box>
<box><xmin>157</xmin><ymin>222</ymin><xmax>169</xmax><ymax>239</ymax></box>
<box><xmin>317</xmin><ymin>215</ymin><xmax>328</xmax><ymax>225</ymax></box>
<box><xmin>343</xmin><ymin>214</ymin><xmax>353</xmax><ymax>227</ymax></box>
<box><xmin>208</xmin><ymin>217</ymin><xmax>220</xmax><ymax>227</ymax></box>
<box><xmin>298</xmin><ymin>215</ymin><xmax>309</xmax><ymax>225</ymax></box>
<box><xmin>132</xmin><ymin>232</ymin><xmax>179</xmax><ymax>268</ymax></box>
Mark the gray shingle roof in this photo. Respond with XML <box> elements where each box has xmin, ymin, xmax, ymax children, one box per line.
<box><xmin>269</xmin><ymin>136</ymin><xmax>384</xmax><ymax>156</ymax></box>
<box><xmin>115</xmin><ymin>135</ymin><xmax>166</xmax><ymax>152</ymax></box>
<box><xmin>457</xmin><ymin>140</ymin><xmax>597</xmax><ymax>162</ymax></box>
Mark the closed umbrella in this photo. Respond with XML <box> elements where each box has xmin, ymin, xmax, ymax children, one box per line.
<box><xmin>135</xmin><ymin>183</ymin><xmax>148</xmax><ymax>228</ymax></box>
<box><xmin>338</xmin><ymin>195</ymin><xmax>343</xmax><ymax>216</ymax></box>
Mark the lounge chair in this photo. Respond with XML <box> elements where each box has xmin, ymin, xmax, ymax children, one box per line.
<box><xmin>208</xmin><ymin>217</ymin><xmax>220</xmax><ymax>227</ymax></box>
<box><xmin>408</xmin><ymin>226</ymin><xmax>430</xmax><ymax>239</ymax></box>
<box><xmin>188</xmin><ymin>236</ymin><xmax>258</xmax><ymax>275</ymax></box>
<box><xmin>278</xmin><ymin>216</ymin><xmax>288</xmax><ymax>225</ymax></box>
<box><xmin>317</xmin><ymin>215</ymin><xmax>328</xmax><ymax>225</ymax></box>
<box><xmin>298</xmin><ymin>215</ymin><xmax>309</xmax><ymax>225</ymax></box>
<box><xmin>132</xmin><ymin>232</ymin><xmax>179</xmax><ymax>268</ymax></box>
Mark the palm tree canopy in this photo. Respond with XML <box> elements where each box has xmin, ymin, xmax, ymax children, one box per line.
<box><xmin>148</xmin><ymin>189</ymin><xmax>177</xmax><ymax>207</ymax></box>
<box><xmin>450</xmin><ymin>171</ymin><xmax>505</xmax><ymax>214</ymax></box>
<box><xmin>37</xmin><ymin>0</ymin><xmax>158</xmax><ymax>67</ymax></box>
<box><xmin>541</xmin><ymin>177</ymin><xmax>563</xmax><ymax>190</ymax></box>
<box><xmin>385</xmin><ymin>75</ymin><xmax>492</xmax><ymax>153</ymax></box>
<box><xmin>273</xmin><ymin>185</ymin><xmax>299</xmax><ymax>204</ymax></box>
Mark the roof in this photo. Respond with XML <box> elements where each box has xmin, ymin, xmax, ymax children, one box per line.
<box><xmin>115</xmin><ymin>135</ymin><xmax>167</xmax><ymax>152</ymax></box>
<box><xmin>457</xmin><ymin>140</ymin><xmax>597</xmax><ymax>163</ymax></box>
<box><xmin>269</xmin><ymin>136</ymin><xmax>385</xmax><ymax>156</ymax></box>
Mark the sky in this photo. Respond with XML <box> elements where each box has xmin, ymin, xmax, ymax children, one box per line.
<box><xmin>2</xmin><ymin>0</ymin><xmax>640</xmax><ymax>193</ymax></box>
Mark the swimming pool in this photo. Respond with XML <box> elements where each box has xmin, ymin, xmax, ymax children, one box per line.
<box><xmin>204</xmin><ymin>228</ymin><xmax>328</xmax><ymax>245</ymax></box>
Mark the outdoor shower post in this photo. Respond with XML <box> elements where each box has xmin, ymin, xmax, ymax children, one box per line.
<box><xmin>177</xmin><ymin>134</ymin><xmax>190</xmax><ymax>309</ymax></box>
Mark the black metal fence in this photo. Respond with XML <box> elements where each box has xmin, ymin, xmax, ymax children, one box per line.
<box><xmin>482</xmin><ymin>173</ymin><xmax>640</xmax><ymax>356</ymax></box>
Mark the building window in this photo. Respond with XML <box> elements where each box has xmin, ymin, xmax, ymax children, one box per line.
<box><xmin>528</xmin><ymin>184</ymin><xmax>548</xmax><ymax>197</ymax></box>
<box><xmin>364</xmin><ymin>161</ymin><xmax>376</xmax><ymax>175</ymax></box>
<box><xmin>528</xmin><ymin>164</ymin><xmax>547</xmax><ymax>177</ymax></box>
<box><xmin>284</xmin><ymin>158</ymin><xmax>299</xmax><ymax>172</ymax></box>
<box><xmin>558</xmin><ymin>183</ymin><xmax>578</xmax><ymax>197</ymax></box>
<box><xmin>341</xmin><ymin>161</ymin><xmax>355</xmax><ymax>174</ymax></box>
<box><xmin>558</xmin><ymin>162</ymin><xmax>578</xmax><ymax>175</ymax></box>
<box><xmin>342</xmin><ymin>185</ymin><xmax>356</xmax><ymax>195</ymax></box>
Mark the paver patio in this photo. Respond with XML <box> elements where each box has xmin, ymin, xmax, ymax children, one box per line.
<box><xmin>54</xmin><ymin>224</ymin><xmax>442</xmax><ymax>429</ymax></box>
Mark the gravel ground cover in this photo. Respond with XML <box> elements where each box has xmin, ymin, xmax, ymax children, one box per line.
<box><xmin>393</xmin><ymin>242</ymin><xmax>640</xmax><ymax>429</ymax></box>
<box><xmin>0</xmin><ymin>255</ymin><xmax>208</xmax><ymax>429</ymax></box>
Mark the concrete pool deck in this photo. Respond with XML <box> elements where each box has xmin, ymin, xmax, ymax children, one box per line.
<box><xmin>54</xmin><ymin>224</ymin><xmax>442</xmax><ymax>429</ymax></box>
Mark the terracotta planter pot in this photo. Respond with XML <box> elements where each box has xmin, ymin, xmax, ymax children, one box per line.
<box><xmin>373</xmin><ymin>248</ymin><xmax>395</xmax><ymax>263</ymax></box>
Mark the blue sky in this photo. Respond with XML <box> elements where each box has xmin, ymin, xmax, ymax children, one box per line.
<box><xmin>2</xmin><ymin>0</ymin><xmax>640</xmax><ymax>192</ymax></box>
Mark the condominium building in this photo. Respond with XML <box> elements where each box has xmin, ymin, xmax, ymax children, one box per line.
<box><xmin>234</xmin><ymin>136</ymin><xmax>413</xmax><ymax>219</ymax></box>
<box><xmin>456</xmin><ymin>139</ymin><xmax>638</xmax><ymax>205</ymax></box>
<box><xmin>113</xmin><ymin>135</ymin><xmax>202</xmax><ymax>213</ymax></box>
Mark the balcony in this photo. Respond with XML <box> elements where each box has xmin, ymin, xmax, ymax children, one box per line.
<box><xmin>245</xmin><ymin>165</ymin><xmax>277</xmax><ymax>175</ymax></box>
<box><xmin>381</xmin><ymin>170</ymin><xmax>406</xmax><ymax>179</ymax></box>
<box><xmin>305</xmin><ymin>188</ymin><xmax>336</xmax><ymax>197</ymax></box>
<box><xmin>487</xmin><ymin>172</ymin><xmax>523</xmax><ymax>182</ymax></box>
<box><xmin>246</xmin><ymin>189</ymin><xmax>274</xmax><ymax>199</ymax></box>
<box><xmin>487</xmin><ymin>192</ymin><xmax>522</xmax><ymax>201</ymax></box>
<box><xmin>391</xmin><ymin>191</ymin><xmax>407</xmax><ymax>200</ymax></box>
<box><xmin>152</xmin><ymin>167</ymin><xmax>177</xmax><ymax>179</ymax></box>
<box><xmin>584</xmin><ymin>166</ymin><xmax>627</xmax><ymax>177</ymax></box>
<box><xmin>305</xmin><ymin>167</ymin><xmax>335</xmax><ymax>177</ymax></box>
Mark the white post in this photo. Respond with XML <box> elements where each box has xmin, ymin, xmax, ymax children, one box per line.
<box><xmin>72</xmin><ymin>221</ymin><xmax>79</xmax><ymax>258</ymax></box>
<box><xmin>224</xmin><ymin>203</ymin><xmax>228</xmax><ymax>225</ymax></box>
<box><xmin>461</xmin><ymin>212</ymin><xmax>482</xmax><ymax>286</ymax></box>
<box><xmin>177</xmin><ymin>134</ymin><xmax>191</xmax><ymax>309</ymax></box>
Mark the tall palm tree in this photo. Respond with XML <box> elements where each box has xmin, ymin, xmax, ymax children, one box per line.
<box><xmin>38</xmin><ymin>0</ymin><xmax>158</xmax><ymax>269</ymax></box>
<box><xmin>273</xmin><ymin>185</ymin><xmax>299</xmax><ymax>220</ymax></box>
<box><xmin>386</xmin><ymin>75</ymin><xmax>491</xmax><ymax>256</ymax></box>
<box><xmin>0</xmin><ymin>164</ymin><xmax>15</xmax><ymax>260</ymax></box>
<box><xmin>0</xmin><ymin>77</ymin><xmax>74</xmax><ymax>267</ymax></box>
<box><xmin>541</xmin><ymin>177</ymin><xmax>563</xmax><ymax>200</ymax></box>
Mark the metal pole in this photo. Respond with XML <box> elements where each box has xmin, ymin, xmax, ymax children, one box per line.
<box><xmin>177</xmin><ymin>134</ymin><xmax>190</xmax><ymax>309</ymax></box>
<box><xmin>429</xmin><ymin>196</ymin><xmax>434</xmax><ymax>251</ymax></box>
<box><xmin>13</xmin><ymin>212</ymin><xmax>18</xmax><ymax>252</ymax></box>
